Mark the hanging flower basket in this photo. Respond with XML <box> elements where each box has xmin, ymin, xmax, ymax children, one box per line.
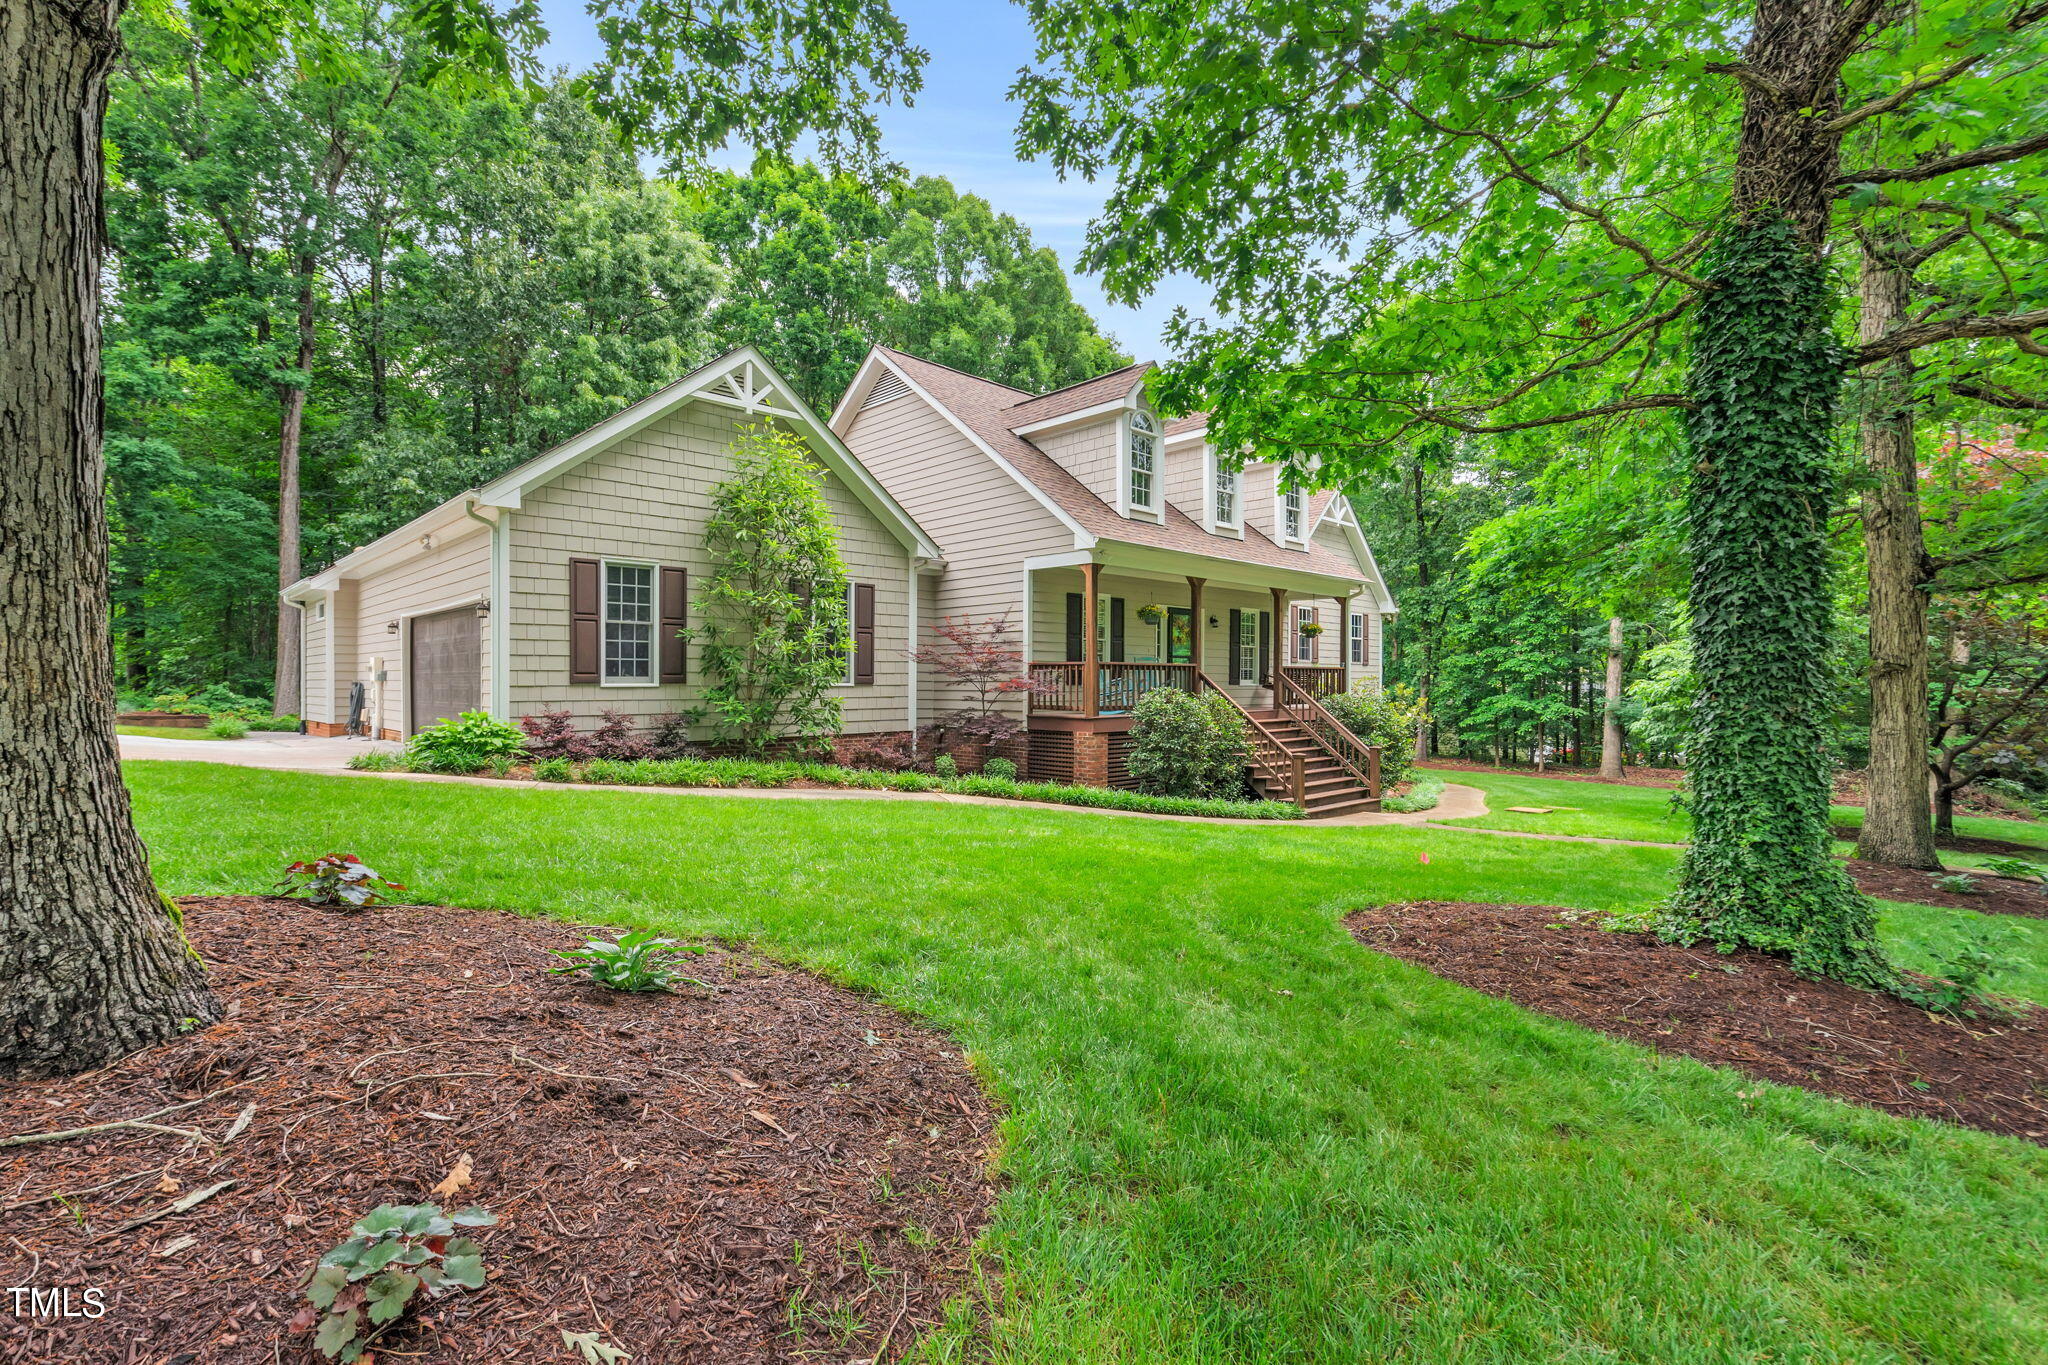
<box><xmin>1135</xmin><ymin>603</ymin><xmax>1168</xmax><ymax>624</ymax></box>
<box><xmin>1299</xmin><ymin>621</ymin><xmax>1325</xmax><ymax>637</ymax></box>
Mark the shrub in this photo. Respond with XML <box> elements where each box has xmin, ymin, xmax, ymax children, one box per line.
<box><xmin>406</xmin><ymin>710</ymin><xmax>527</xmax><ymax>774</ymax></box>
<box><xmin>552</xmin><ymin>928</ymin><xmax>710</xmax><ymax>992</ymax></box>
<box><xmin>205</xmin><ymin>714</ymin><xmax>250</xmax><ymax>739</ymax></box>
<box><xmin>1319</xmin><ymin>684</ymin><xmax>1428</xmax><ymax>786</ymax></box>
<box><xmin>646</xmin><ymin>711</ymin><xmax>696</xmax><ymax>759</ymax></box>
<box><xmin>274</xmin><ymin>854</ymin><xmax>404</xmax><ymax>908</ymax></box>
<box><xmin>932</xmin><ymin>752</ymin><xmax>958</xmax><ymax>780</ymax></box>
<box><xmin>983</xmin><ymin>755</ymin><xmax>1018</xmax><ymax>781</ymax></box>
<box><xmin>1381</xmin><ymin>771</ymin><xmax>1446</xmax><ymax>814</ymax></box>
<box><xmin>587</xmin><ymin>708</ymin><xmax>652</xmax><ymax>760</ymax></box>
<box><xmin>518</xmin><ymin>710</ymin><xmax>592</xmax><ymax>761</ymax></box>
<box><xmin>292</xmin><ymin>1202</ymin><xmax>495</xmax><ymax>1361</ymax></box>
<box><xmin>1981</xmin><ymin>855</ymin><xmax>2046</xmax><ymax>883</ymax></box>
<box><xmin>845</xmin><ymin>732</ymin><xmax>921</xmax><ymax>771</ymax></box>
<box><xmin>248</xmin><ymin>714</ymin><xmax>302</xmax><ymax>732</ymax></box>
<box><xmin>1126</xmin><ymin>689</ymin><xmax>1250</xmax><ymax>799</ymax></box>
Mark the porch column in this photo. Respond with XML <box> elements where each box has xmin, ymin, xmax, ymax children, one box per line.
<box><xmin>1269</xmin><ymin>586</ymin><xmax>1289</xmax><ymax>690</ymax></box>
<box><xmin>1186</xmin><ymin>576</ymin><xmax>1205</xmax><ymax>688</ymax></box>
<box><xmin>1338</xmin><ymin>590</ymin><xmax>1354</xmax><ymax>694</ymax></box>
<box><xmin>1082</xmin><ymin>560</ymin><xmax>1101</xmax><ymax>718</ymax></box>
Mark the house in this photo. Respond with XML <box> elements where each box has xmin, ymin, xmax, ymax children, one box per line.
<box><xmin>281</xmin><ymin>348</ymin><xmax>943</xmax><ymax>749</ymax></box>
<box><xmin>831</xmin><ymin>348</ymin><xmax>1398</xmax><ymax>815</ymax></box>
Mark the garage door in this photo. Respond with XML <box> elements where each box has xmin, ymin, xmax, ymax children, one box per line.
<box><xmin>408</xmin><ymin>606</ymin><xmax>480</xmax><ymax>734</ymax></box>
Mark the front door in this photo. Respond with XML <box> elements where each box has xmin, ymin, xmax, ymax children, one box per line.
<box><xmin>408</xmin><ymin>606</ymin><xmax>480</xmax><ymax>734</ymax></box>
<box><xmin>1166</xmin><ymin>607</ymin><xmax>1193</xmax><ymax>664</ymax></box>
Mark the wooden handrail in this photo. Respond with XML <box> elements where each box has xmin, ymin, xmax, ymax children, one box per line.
<box><xmin>1273</xmin><ymin>670</ymin><xmax>1383</xmax><ymax>798</ymax></box>
<box><xmin>1198</xmin><ymin>672</ymin><xmax>1303</xmax><ymax>803</ymax></box>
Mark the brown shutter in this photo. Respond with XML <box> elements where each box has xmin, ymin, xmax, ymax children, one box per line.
<box><xmin>659</xmin><ymin>565</ymin><xmax>688</xmax><ymax>683</ymax></box>
<box><xmin>569</xmin><ymin>557</ymin><xmax>600</xmax><ymax>684</ymax></box>
<box><xmin>852</xmin><ymin>582</ymin><xmax>876</xmax><ymax>684</ymax></box>
<box><xmin>1310</xmin><ymin>606</ymin><xmax>1321</xmax><ymax>662</ymax></box>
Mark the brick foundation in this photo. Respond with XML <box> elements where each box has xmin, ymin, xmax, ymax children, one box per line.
<box><xmin>1071</xmin><ymin>731</ymin><xmax>1111</xmax><ymax>787</ymax></box>
<box><xmin>304</xmin><ymin>720</ymin><xmax>347</xmax><ymax>738</ymax></box>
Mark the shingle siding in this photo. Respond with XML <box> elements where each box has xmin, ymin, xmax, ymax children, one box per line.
<box><xmin>504</xmin><ymin>403</ymin><xmax>914</xmax><ymax>735</ymax></box>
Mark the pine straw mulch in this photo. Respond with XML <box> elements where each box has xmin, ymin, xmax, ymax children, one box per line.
<box><xmin>1844</xmin><ymin>859</ymin><xmax>2048</xmax><ymax>919</ymax></box>
<box><xmin>0</xmin><ymin>896</ymin><xmax>998</xmax><ymax>1364</ymax></box>
<box><xmin>1345</xmin><ymin>902</ymin><xmax>2048</xmax><ymax>1145</ymax></box>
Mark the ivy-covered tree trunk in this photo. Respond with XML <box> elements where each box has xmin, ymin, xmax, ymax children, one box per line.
<box><xmin>1</xmin><ymin>0</ymin><xmax>220</xmax><ymax>1076</ymax></box>
<box><xmin>1853</xmin><ymin>241</ymin><xmax>1940</xmax><ymax>870</ymax></box>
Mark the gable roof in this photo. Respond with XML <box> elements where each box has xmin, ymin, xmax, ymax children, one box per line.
<box><xmin>288</xmin><ymin>347</ymin><xmax>941</xmax><ymax>596</ymax></box>
<box><xmin>860</xmin><ymin>347</ymin><xmax>1370</xmax><ymax>584</ymax></box>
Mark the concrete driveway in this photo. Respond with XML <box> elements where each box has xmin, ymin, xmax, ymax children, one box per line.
<box><xmin>118</xmin><ymin>731</ymin><xmax>399</xmax><ymax>773</ymax></box>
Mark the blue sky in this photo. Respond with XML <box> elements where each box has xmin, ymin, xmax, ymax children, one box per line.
<box><xmin>532</xmin><ymin>0</ymin><xmax>1202</xmax><ymax>360</ymax></box>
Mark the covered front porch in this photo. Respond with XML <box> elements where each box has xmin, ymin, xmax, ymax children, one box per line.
<box><xmin>1022</xmin><ymin>556</ymin><xmax>1364</xmax><ymax>721</ymax></box>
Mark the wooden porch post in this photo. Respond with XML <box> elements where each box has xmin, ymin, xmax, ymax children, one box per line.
<box><xmin>1186</xmin><ymin>576</ymin><xmax>1205</xmax><ymax>688</ymax></box>
<box><xmin>1339</xmin><ymin>590</ymin><xmax>1354</xmax><ymax>695</ymax></box>
<box><xmin>1269</xmin><ymin>586</ymin><xmax>1289</xmax><ymax>690</ymax></box>
<box><xmin>1082</xmin><ymin>561</ymin><xmax>1101</xmax><ymax>718</ymax></box>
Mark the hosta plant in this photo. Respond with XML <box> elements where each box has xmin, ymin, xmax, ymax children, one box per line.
<box><xmin>1981</xmin><ymin>855</ymin><xmax>2045</xmax><ymax>883</ymax></box>
<box><xmin>292</xmin><ymin>1202</ymin><xmax>495</xmax><ymax>1361</ymax></box>
<box><xmin>1931</xmin><ymin>872</ymin><xmax>1984</xmax><ymax>896</ymax></box>
<box><xmin>274</xmin><ymin>854</ymin><xmax>404</xmax><ymax>908</ymax></box>
<box><xmin>551</xmin><ymin>929</ymin><xmax>708</xmax><ymax>992</ymax></box>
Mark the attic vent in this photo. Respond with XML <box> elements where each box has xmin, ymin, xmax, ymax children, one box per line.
<box><xmin>706</xmin><ymin>375</ymin><xmax>746</xmax><ymax>400</ymax></box>
<box><xmin>861</xmin><ymin>371</ymin><xmax>910</xmax><ymax>410</ymax></box>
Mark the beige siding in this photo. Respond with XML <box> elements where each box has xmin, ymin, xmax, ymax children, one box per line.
<box><xmin>505</xmin><ymin>402</ymin><xmax>913</xmax><ymax>735</ymax></box>
<box><xmin>839</xmin><ymin>388</ymin><xmax>1071</xmax><ymax>725</ymax></box>
<box><xmin>299</xmin><ymin>601</ymin><xmax>330</xmax><ymax>724</ymax></box>
<box><xmin>346</xmin><ymin>527</ymin><xmax>492</xmax><ymax>737</ymax></box>
<box><xmin>1241</xmin><ymin>463</ymin><xmax>1278</xmax><ymax>541</ymax></box>
<box><xmin>1034</xmin><ymin>419</ymin><xmax>1123</xmax><ymax>512</ymax></box>
<box><xmin>1162</xmin><ymin>438</ymin><xmax>1206</xmax><ymax>525</ymax></box>
<box><xmin>327</xmin><ymin>580</ymin><xmax>359</xmax><ymax>726</ymax></box>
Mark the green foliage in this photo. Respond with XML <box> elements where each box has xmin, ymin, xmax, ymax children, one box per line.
<box><xmin>205</xmin><ymin>715</ymin><xmax>250</xmax><ymax>739</ymax></box>
<box><xmin>932</xmin><ymin>753</ymin><xmax>958</xmax><ymax>780</ymax></box>
<box><xmin>1381</xmin><ymin>772</ymin><xmax>1447</xmax><ymax>815</ymax></box>
<box><xmin>1670</xmin><ymin>218</ymin><xmax>1887</xmax><ymax>988</ymax></box>
<box><xmin>551</xmin><ymin>929</ymin><xmax>709</xmax><ymax>992</ymax></box>
<box><xmin>1125</xmin><ymin>689</ymin><xmax>1252</xmax><ymax>800</ymax></box>
<box><xmin>404</xmin><ymin>711</ymin><xmax>528</xmax><ymax>775</ymax></box>
<box><xmin>982</xmin><ymin>756</ymin><xmax>1018</xmax><ymax>782</ymax></box>
<box><xmin>1320</xmin><ymin>685</ymin><xmax>1427</xmax><ymax>787</ymax></box>
<box><xmin>689</xmin><ymin>425</ymin><xmax>849</xmax><ymax>755</ymax></box>
<box><xmin>344</xmin><ymin>751</ymin><xmax>402</xmax><ymax>773</ymax></box>
<box><xmin>1982</xmin><ymin>856</ymin><xmax>2045</xmax><ymax>883</ymax></box>
<box><xmin>1931</xmin><ymin>873</ymin><xmax>1985</xmax><ymax>897</ymax></box>
<box><xmin>273</xmin><ymin>854</ymin><xmax>403</xmax><ymax>908</ymax></box>
<box><xmin>292</xmin><ymin>1202</ymin><xmax>495</xmax><ymax>1362</ymax></box>
<box><xmin>1893</xmin><ymin>927</ymin><xmax>2024</xmax><ymax>1020</ymax></box>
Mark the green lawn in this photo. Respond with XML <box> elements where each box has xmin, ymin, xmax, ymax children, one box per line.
<box><xmin>126</xmin><ymin>761</ymin><xmax>2048</xmax><ymax>1363</ymax></box>
<box><xmin>1834</xmin><ymin>809</ymin><xmax>2048</xmax><ymax>853</ymax></box>
<box><xmin>1429</xmin><ymin>771</ymin><xmax>1691</xmax><ymax>842</ymax></box>
<box><xmin>117</xmin><ymin>724</ymin><xmax>226</xmax><ymax>740</ymax></box>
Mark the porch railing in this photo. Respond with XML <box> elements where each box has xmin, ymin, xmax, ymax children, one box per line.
<box><xmin>1282</xmin><ymin>665</ymin><xmax>1346</xmax><ymax>699</ymax></box>
<box><xmin>1274</xmin><ymin>668</ymin><xmax>1382</xmax><ymax>797</ymax></box>
<box><xmin>1029</xmin><ymin>661</ymin><xmax>1197</xmax><ymax>715</ymax></box>
<box><xmin>1199</xmin><ymin>672</ymin><xmax>1305</xmax><ymax>803</ymax></box>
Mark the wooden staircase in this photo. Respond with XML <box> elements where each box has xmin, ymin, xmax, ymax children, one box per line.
<box><xmin>1244</xmin><ymin>707</ymin><xmax>1381</xmax><ymax>817</ymax></box>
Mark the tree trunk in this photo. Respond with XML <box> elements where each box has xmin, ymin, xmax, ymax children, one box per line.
<box><xmin>1600</xmin><ymin>616</ymin><xmax>1626</xmax><ymax>779</ymax></box>
<box><xmin>1673</xmin><ymin>0</ymin><xmax>1887</xmax><ymax>986</ymax></box>
<box><xmin>0</xmin><ymin>0</ymin><xmax>219</xmax><ymax>1076</ymax></box>
<box><xmin>1854</xmin><ymin>240</ymin><xmax>1940</xmax><ymax>869</ymax></box>
<box><xmin>272</xmin><ymin>257</ymin><xmax>315</xmax><ymax>718</ymax></box>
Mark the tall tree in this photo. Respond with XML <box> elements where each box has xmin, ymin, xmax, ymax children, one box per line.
<box><xmin>1017</xmin><ymin>0</ymin><xmax>2048</xmax><ymax>986</ymax></box>
<box><xmin>1</xmin><ymin>0</ymin><xmax>924</xmax><ymax>1076</ymax></box>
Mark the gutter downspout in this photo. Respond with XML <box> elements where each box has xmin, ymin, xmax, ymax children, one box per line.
<box><xmin>464</xmin><ymin>498</ymin><xmax>510</xmax><ymax>720</ymax></box>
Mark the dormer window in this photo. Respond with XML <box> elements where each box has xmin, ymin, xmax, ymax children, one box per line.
<box><xmin>1212</xmin><ymin>453</ymin><xmax>1240</xmax><ymax>529</ymax></box>
<box><xmin>1281</xmin><ymin>487</ymin><xmax>1305</xmax><ymax>543</ymax></box>
<box><xmin>1127</xmin><ymin>410</ymin><xmax>1158</xmax><ymax>514</ymax></box>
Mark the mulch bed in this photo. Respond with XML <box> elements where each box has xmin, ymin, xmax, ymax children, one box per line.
<box><xmin>1831</xmin><ymin>826</ymin><xmax>2048</xmax><ymax>859</ymax></box>
<box><xmin>0</xmin><ymin>897</ymin><xmax>997</xmax><ymax>1364</ymax></box>
<box><xmin>1844</xmin><ymin>860</ymin><xmax>2048</xmax><ymax>919</ymax></box>
<box><xmin>1346</xmin><ymin>902</ymin><xmax>2048</xmax><ymax>1144</ymax></box>
<box><xmin>1416</xmin><ymin>758</ymin><xmax>1686</xmax><ymax>789</ymax></box>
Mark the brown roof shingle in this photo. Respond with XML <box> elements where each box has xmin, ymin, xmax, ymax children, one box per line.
<box><xmin>879</xmin><ymin>348</ymin><xmax>1364</xmax><ymax>583</ymax></box>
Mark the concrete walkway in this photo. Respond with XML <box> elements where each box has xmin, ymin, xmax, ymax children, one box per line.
<box><xmin>119</xmin><ymin>732</ymin><xmax>1493</xmax><ymax>830</ymax></box>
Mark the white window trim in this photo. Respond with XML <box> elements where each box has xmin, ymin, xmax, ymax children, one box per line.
<box><xmin>1350</xmin><ymin>610</ymin><xmax>1366</xmax><ymax>665</ymax></box>
<box><xmin>1277</xmin><ymin>486</ymin><xmax>1307</xmax><ymax>548</ymax></box>
<box><xmin>828</xmin><ymin>580</ymin><xmax>857</xmax><ymax>688</ymax></box>
<box><xmin>1120</xmin><ymin>409</ymin><xmax>1163</xmax><ymax>522</ymax></box>
<box><xmin>599</xmin><ymin>557</ymin><xmax>659</xmax><ymax>688</ymax></box>
<box><xmin>1204</xmin><ymin>447</ymin><xmax>1244</xmax><ymax>537</ymax></box>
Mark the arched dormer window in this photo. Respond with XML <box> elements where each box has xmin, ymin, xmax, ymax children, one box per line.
<box><xmin>1126</xmin><ymin>410</ymin><xmax>1158</xmax><ymax>514</ymax></box>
